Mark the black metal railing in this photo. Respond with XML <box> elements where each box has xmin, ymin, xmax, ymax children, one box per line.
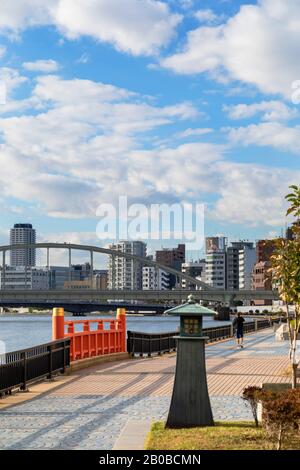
<box><xmin>127</xmin><ymin>331</ymin><xmax>177</xmax><ymax>356</ymax></box>
<box><xmin>0</xmin><ymin>338</ymin><xmax>70</xmax><ymax>395</ymax></box>
<box><xmin>127</xmin><ymin>319</ymin><xmax>271</xmax><ymax>356</ymax></box>
<box><xmin>257</xmin><ymin>319</ymin><xmax>272</xmax><ymax>330</ymax></box>
<box><xmin>204</xmin><ymin>325</ymin><xmax>232</xmax><ymax>342</ymax></box>
<box><xmin>243</xmin><ymin>322</ymin><xmax>256</xmax><ymax>334</ymax></box>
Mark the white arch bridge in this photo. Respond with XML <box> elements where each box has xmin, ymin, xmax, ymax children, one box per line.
<box><xmin>0</xmin><ymin>243</ymin><xmax>278</xmax><ymax>313</ymax></box>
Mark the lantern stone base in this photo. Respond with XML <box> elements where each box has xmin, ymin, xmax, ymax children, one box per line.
<box><xmin>166</xmin><ymin>336</ymin><xmax>214</xmax><ymax>428</ymax></box>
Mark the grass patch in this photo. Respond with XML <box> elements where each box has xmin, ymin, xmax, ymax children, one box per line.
<box><xmin>145</xmin><ymin>422</ymin><xmax>300</xmax><ymax>450</ymax></box>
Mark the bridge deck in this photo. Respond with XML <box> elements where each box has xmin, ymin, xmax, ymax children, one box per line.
<box><xmin>0</xmin><ymin>329</ymin><xmax>295</xmax><ymax>450</ymax></box>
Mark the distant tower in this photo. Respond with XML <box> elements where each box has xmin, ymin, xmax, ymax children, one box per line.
<box><xmin>10</xmin><ymin>223</ymin><xmax>36</xmax><ymax>267</ymax></box>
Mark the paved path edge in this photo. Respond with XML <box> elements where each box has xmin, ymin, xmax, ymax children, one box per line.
<box><xmin>112</xmin><ymin>419</ymin><xmax>152</xmax><ymax>450</ymax></box>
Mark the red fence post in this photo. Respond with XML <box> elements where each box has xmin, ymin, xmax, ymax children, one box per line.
<box><xmin>116</xmin><ymin>308</ymin><xmax>127</xmax><ymax>352</ymax></box>
<box><xmin>52</xmin><ymin>308</ymin><xmax>65</xmax><ymax>341</ymax></box>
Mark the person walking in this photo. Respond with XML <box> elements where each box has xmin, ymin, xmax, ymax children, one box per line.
<box><xmin>233</xmin><ymin>312</ymin><xmax>245</xmax><ymax>348</ymax></box>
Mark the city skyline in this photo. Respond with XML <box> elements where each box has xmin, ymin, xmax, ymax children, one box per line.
<box><xmin>0</xmin><ymin>219</ymin><xmax>289</xmax><ymax>266</ymax></box>
<box><xmin>0</xmin><ymin>1</ymin><xmax>299</xmax><ymax>251</ymax></box>
<box><xmin>0</xmin><ymin>223</ymin><xmax>279</xmax><ymax>301</ymax></box>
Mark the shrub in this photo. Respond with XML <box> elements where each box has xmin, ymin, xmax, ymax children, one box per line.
<box><xmin>261</xmin><ymin>389</ymin><xmax>300</xmax><ymax>450</ymax></box>
<box><xmin>242</xmin><ymin>386</ymin><xmax>262</xmax><ymax>427</ymax></box>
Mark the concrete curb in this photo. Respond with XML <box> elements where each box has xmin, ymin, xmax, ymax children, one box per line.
<box><xmin>113</xmin><ymin>419</ymin><xmax>152</xmax><ymax>450</ymax></box>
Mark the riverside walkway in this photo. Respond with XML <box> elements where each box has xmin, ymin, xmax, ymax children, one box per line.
<box><xmin>0</xmin><ymin>328</ymin><xmax>294</xmax><ymax>450</ymax></box>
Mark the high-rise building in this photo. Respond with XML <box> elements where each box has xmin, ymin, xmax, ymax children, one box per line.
<box><xmin>238</xmin><ymin>242</ymin><xmax>256</xmax><ymax>290</ymax></box>
<box><xmin>10</xmin><ymin>223</ymin><xmax>36</xmax><ymax>267</ymax></box>
<box><xmin>205</xmin><ymin>238</ymin><xmax>255</xmax><ymax>291</ymax></box>
<box><xmin>181</xmin><ymin>260</ymin><xmax>206</xmax><ymax>290</ymax></box>
<box><xmin>155</xmin><ymin>244</ymin><xmax>185</xmax><ymax>288</ymax></box>
<box><xmin>256</xmin><ymin>239</ymin><xmax>277</xmax><ymax>263</ymax></box>
<box><xmin>227</xmin><ymin>241</ymin><xmax>255</xmax><ymax>290</ymax></box>
<box><xmin>205</xmin><ymin>237</ymin><xmax>227</xmax><ymax>289</ymax></box>
<box><xmin>252</xmin><ymin>238</ymin><xmax>278</xmax><ymax>305</ymax></box>
<box><xmin>108</xmin><ymin>241</ymin><xmax>147</xmax><ymax>290</ymax></box>
<box><xmin>142</xmin><ymin>266</ymin><xmax>170</xmax><ymax>290</ymax></box>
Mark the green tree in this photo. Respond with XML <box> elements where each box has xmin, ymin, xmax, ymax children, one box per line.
<box><xmin>271</xmin><ymin>185</ymin><xmax>300</xmax><ymax>388</ymax></box>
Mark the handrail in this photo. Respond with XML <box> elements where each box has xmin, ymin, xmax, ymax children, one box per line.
<box><xmin>127</xmin><ymin>319</ymin><xmax>271</xmax><ymax>356</ymax></box>
<box><xmin>65</xmin><ymin>317</ymin><xmax>126</xmax><ymax>361</ymax></box>
<box><xmin>0</xmin><ymin>338</ymin><xmax>70</xmax><ymax>395</ymax></box>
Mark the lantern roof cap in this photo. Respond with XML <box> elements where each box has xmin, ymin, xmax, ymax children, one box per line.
<box><xmin>164</xmin><ymin>294</ymin><xmax>216</xmax><ymax>316</ymax></box>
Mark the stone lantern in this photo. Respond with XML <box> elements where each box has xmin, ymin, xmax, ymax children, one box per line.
<box><xmin>165</xmin><ymin>294</ymin><xmax>215</xmax><ymax>428</ymax></box>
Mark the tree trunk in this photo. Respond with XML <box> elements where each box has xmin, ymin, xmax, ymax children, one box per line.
<box><xmin>291</xmin><ymin>331</ymin><xmax>298</xmax><ymax>389</ymax></box>
<box><xmin>277</xmin><ymin>426</ymin><xmax>283</xmax><ymax>451</ymax></box>
<box><xmin>292</xmin><ymin>363</ymin><xmax>298</xmax><ymax>389</ymax></box>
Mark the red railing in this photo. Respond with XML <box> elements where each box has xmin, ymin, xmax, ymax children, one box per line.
<box><xmin>64</xmin><ymin>317</ymin><xmax>126</xmax><ymax>362</ymax></box>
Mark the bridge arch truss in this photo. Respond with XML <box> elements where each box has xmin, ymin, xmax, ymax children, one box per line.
<box><xmin>0</xmin><ymin>242</ymin><xmax>213</xmax><ymax>291</ymax></box>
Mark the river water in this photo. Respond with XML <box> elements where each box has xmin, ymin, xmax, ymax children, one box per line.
<box><xmin>0</xmin><ymin>314</ymin><xmax>235</xmax><ymax>353</ymax></box>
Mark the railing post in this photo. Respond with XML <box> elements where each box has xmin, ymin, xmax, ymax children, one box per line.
<box><xmin>116</xmin><ymin>308</ymin><xmax>127</xmax><ymax>352</ymax></box>
<box><xmin>255</xmin><ymin>319</ymin><xmax>258</xmax><ymax>332</ymax></box>
<box><xmin>230</xmin><ymin>323</ymin><xmax>234</xmax><ymax>337</ymax></box>
<box><xmin>52</xmin><ymin>308</ymin><xmax>65</xmax><ymax>340</ymax></box>
<box><xmin>62</xmin><ymin>340</ymin><xmax>66</xmax><ymax>373</ymax></box>
<box><xmin>127</xmin><ymin>331</ymin><xmax>131</xmax><ymax>355</ymax></box>
<box><xmin>20</xmin><ymin>352</ymin><xmax>28</xmax><ymax>392</ymax></box>
<box><xmin>48</xmin><ymin>344</ymin><xmax>53</xmax><ymax>380</ymax></box>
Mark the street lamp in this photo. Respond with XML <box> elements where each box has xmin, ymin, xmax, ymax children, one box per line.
<box><xmin>165</xmin><ymin>294</ymin><xmax>215</xmax><ymax>428</ymax></box>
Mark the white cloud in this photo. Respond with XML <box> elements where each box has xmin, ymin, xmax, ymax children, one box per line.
<box><xmin>161</xmin><ymin>0</ymin><xmax>300</xmax><ymax>98</ymax></box>
<box><xmin>175</xmin><ymin>128</ymin><xmax>213</xmax><ymax>139</ymax></box>
<box><xmin>0</xmin><ymin>72</ymin><xmax>294</xmax><ymax>228</ymax></box>
<box><xmin>161</xmin><ymin>26</ymin><xmax>223</xmax><ymax>75</ymax></box>
<box><xmin>0</xmin><ymin>0</ymin><xmax>56</xmax><ymax>31</ymax></box>
<box><xmin>179</xmin><ymin>0</ymin><xmax>194</xmax><ymax>9</ymax></box>
<box><xmin>0</xmin><ymin>67</ymin><xmax>28</xmax><ymax>97</ymax></box>
<box><xmin>0</xmin><ymin>0</ymin><xmax>181</xmax><ymax>56</ymax></box>
<box><xmin>212</xmin><ymin>162</ymin><xmax>298</xmax><ymax>227</ymax></box>
<box><xmin>194</xmin><ymin>9</ymin><xmax>220</xmax><ymax>24</ymax></box>
<box><xmin>0</xmin><ymin>75</ymin><xmax>200</xmax><ymax>218</ymax></box>
<box><xmin>36</xmin><ymin>231</ymin><xmax>106</xmax><ymax>266</ymax></box>
<box><xmin>224</xmin><ymin>101</ymin><xmax>298</xmax><ymax>122</ymax></box>
<box><xmin>23</xmin><ymin>59</ymin><xmax>59</xmax><ymax>72</ymax></box>
<box><xmin>226</xmin><ymin>122</ymin><xmax>300</xmax><ymax>155</ymax></box>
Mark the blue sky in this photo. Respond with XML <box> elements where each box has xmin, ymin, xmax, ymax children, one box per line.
<box><xmin>0</xmin><ymin>0</ymin><xmax>299</xmax><ymax>261</ymax></box>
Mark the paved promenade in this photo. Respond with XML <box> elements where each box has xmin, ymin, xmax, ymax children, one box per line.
<box><xmin>0</xmin><ymin>329</ymin><xmax>294</xmax><ymax>450</ymax></box>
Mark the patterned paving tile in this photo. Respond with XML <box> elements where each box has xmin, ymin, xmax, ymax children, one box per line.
<box><xmin>0</xmin><ymin>328</ymin><xmax>296</xmax><ymax>449</ymax></box>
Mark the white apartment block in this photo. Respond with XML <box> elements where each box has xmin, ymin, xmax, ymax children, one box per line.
<box><xmin>108</xmin><ymin>241</ymin><xmax>147</xmax><ymax>290</ymax></box>
<box><xmin>142</xmin><ymin>266</ymin><xmax>170</xmax><ymax>290</ymax></box>
<box><xmin>205</xmin><ymin>252</ymin><xmax>227</xmax><ymax>289</ymax></box>
<box><xmin>238</xmin><ymin>244</ymin><xmax>256</xmax><ymax>290</ymax></box>
<box><xmin>205</xmin><ymin>237</ymin><xmax>227</xmax><ymax>289</ymax></box>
